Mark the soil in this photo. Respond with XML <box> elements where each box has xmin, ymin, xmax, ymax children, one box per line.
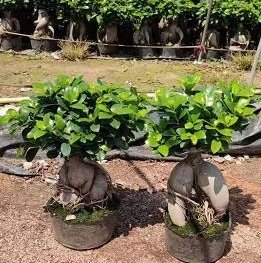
<box><xmin>0</xmin><ymin>157</ymin><xmax>260</xmax><ymax>263</ymax></box>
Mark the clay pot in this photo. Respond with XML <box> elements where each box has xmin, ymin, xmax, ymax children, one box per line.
<box><xmin>165</xmin><ymin>213</ymin><xmax>231</xmax><ymax>263</ymax></box>
<box><xmin>30</xmin><ymin>38</ymin><xmax>57</xmax><ymax>52</ymax></box>
<box><xmin>97</xmin><ymin>43</ymin><xmax>118</xmax><ymax>56</ymax></box>
<box><xmin>0</xmin><ymin>37</ymin><xmax>22</xmax><ymax>51</ymax></box>
<box><xmin>50</xmin><ymin>211</ymin><xmax>117</xmax><ymax>250</ymax></box>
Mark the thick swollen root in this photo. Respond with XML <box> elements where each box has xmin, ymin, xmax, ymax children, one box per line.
<box><xmin>168</xmin><ymin>161</ymin><xmax>194</xmax><ymax>196</ymax></box>
<box><xmin>168</xmin><ymin>197</ymin><xmax>186</xmax><ymax>226</ymax></box>
<box><xmin>57</xmin><ymin>155</ymin><xmax>110</xmax><ymax>205</ymax></box>
<box><xmin>195</xmin><ymin>161</ymin><xmax>229</xmax><ymax>216</ymax></box>
<box><xmin>66</xmin><ymin>155</ymin><xmax>95</xmax><ymax>190</ymax></box>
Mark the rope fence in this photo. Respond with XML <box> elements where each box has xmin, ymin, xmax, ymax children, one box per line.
<box><xmin>2</xmin><ymin>30</ymin><xmax>257</xmax><ymax>54</ymax></box>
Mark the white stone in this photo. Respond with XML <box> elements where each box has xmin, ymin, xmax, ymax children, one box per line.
<box><xmin>65</xmin><ymin>214</ymin><xmax>76</xmax><ymax>221</ymax></box>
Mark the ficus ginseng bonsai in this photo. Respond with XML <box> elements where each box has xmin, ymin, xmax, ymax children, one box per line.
<box><xmin>145</xmin><ymin>74</ymin><xmax>255</xmax><ymax>262</ymax></box>
<box><xmin>0</xmin><ymin>75</ymin><xmax>149</xmax><ymax>248</ymax></box>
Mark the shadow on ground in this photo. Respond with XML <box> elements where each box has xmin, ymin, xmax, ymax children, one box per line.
<box><xmin>223</xmin><ymin>186</ymin><xmax>256</xmax><ymax>256</ymax></box>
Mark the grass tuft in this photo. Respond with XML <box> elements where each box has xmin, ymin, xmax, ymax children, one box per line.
<box><xmin>59</xmin><ymin>41</ymin><xmax>91</xmax><ymax>61</ymax></box>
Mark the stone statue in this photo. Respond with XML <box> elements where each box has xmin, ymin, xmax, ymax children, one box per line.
<box><xmin>229</xmin><ymin>23</ymin><xmax>251</xmax><ymax>50</ymax></box>
<box><xmin>33</xmin><ymin>9</ymin><xmax>54</xmax><ymax>37</ymax></box>
<box><xmin>133</xmin><ymin>19</ymin><xmax>154</xmax><ymax>58</ymax></box>
<box><xmin>160</xmin><ymin>18</ymin><xmax>184</xmax><ymax>58</ymax></box>
<box><xmin>66</xmin><ymin>18</ymin><xmax>86</xmax><ymax>41</ymax></box>
<box><xmin>201</xmin><ymin>29</ymin><xmax>221</xmax><ymax>59</ymax></box>
<box><xmin>0</xmin><ymin>11</ymin><xmax>20</xmax><ymax>36</ymax></box>
<box><xmin>0</xmin><ymin>11</ymin><xmax>21</xmax><ymax>50</ymax></box>
<box><xmin>97</xmin><ymin>22</ymin><xmax>118</xmax><ymax>44</ymax></box>
<box><xmin>96</xmin><ymin>22</ymin><xmax>119</xmax><ymax>56</ymax></box>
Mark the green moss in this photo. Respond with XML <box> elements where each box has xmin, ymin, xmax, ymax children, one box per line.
<box><xmin>46</xmin><ymin>200</ymin><xmax>113</xmax><ymax>224</ymax></box>
<box><xmin>165</xmin><ymin>213</ymin><xmax>229</xmax><ymax>238</ymax></box>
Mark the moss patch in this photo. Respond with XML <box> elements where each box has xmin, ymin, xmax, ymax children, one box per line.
<box><xmin>165</xmin><ymin>213</ymin><xmax>230</xmax><ymax>238</ymax></box>
<box><xmin>46</xmin><ymin>200</ymin><xmax>113</xmax><ymax>224</ymax></box>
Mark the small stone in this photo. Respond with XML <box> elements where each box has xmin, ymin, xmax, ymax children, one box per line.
<box><xmin>65</xmin><ymin>214</ymin><xmax>76</xmax><ymax>221</ymax></box>
<box><xmin>238</xmin><ymin>157</ymin><xmax>245</xmax><ymax>162</ymax></box>
<box><xmin>20</xmin><ymin>87</ymin><xmax>31</xmax><ymax>92</ymax></box>
<box><xmin>213</xmin><ymin>156</ymin><xmax>225</xmax><ymax>163</ymax></box>
<box><xmin>23</xmin><ymin>162</ymin><xmax>33</xmax><ymax>170</ymax></box>
<box><xmin>44</xmin><ymin>177</ymin><xmax>58</xmax><ymax>185</ymax></box>
<box><xmin>224</xmin><ymin>154</ymin><xmax>234</xmax><ymax>162</ymax></box>
<box><xmin>244</xmin><ymin>155</ymin><xmax>250</xmax><ymax>160</ymax></box>
<box><xmin>236</xmin><ymin>161</ymin><xmax>242</xmax><ymax>165</ymax></box>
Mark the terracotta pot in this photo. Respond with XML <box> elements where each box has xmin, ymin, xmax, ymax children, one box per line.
<box><xmin>165</xmin><ymin>212</ymin><xmax>231</xmax><ymax>263</ymax></box>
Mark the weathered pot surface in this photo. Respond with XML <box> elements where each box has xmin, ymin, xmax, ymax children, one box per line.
<box><xmin>165</xmin><ymin>212</ymin><xmax>231</xmax><ymax>263</ymax></box>
<box><xmin>50</xmin><ymin>211</ymin><xmax>117</xmax><ymax>250</ymax></box>
<box><xmin>30</xmin><ymin>38</ymin><xmax>57</xmax><ymax>52</ymax></box>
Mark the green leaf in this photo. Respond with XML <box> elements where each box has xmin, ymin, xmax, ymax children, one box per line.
<box><xmin>194</xmin><ymin>130</ymin><xmax>206</xmax><ymax>140</ymax></box>
<box><xmin>90</xmin><ymin>124</ymin><xmax>101</xmax><ymax>132</ymax></box>
<box><xmin>55</xmin><ymin>114</ymin><xmax>66</xmax><ymax>130</ymax></box>
<box><xmin>27</xmin><ymin>128</ymin><xmax>46</xmax><ymax>139</ymax></box>
<box><xmin>97</xmin><ymin>104</ymin><xmax>110</xmax><ymax>113</ymax></box>
<box><xmin>157</xmin><ymin>145</ymin><xmax>169</xmax><ymax>157</ymax></box>
<box><xmin>110</xmin><ymin>119</ymin><xmax>121</xmax><ymax>129</ymax></box>
<box><xmin>190</xmin><ymin>134</ymin><xmax>198</xmax><ymax>145</ymax></box>
<box><xmin>98</xmin><ymin>112</ymin><xmax>112</xmax><ymax>119</ymax></box>
<box><xmin>111</xmin><ymin>104</ymin><xmax>135</xmax><ymax>115</ymax></box>
<box><xmin>185</xmin><ymin>122</ymin><xmax>193</xmax><ymax>129</ymax></box>
<box><xmin>71</xmin><ymin>102</ymin><xmax>88</xmax><ymax>112</ymax></box>
<box><xmin>211</xmin><ymin>140</ymin><xmax>222</xmax><ymax>154</ymax></box>
<box><xmin>218</xmin><ymin>128</ymin><xmax>234</xmax><ymax>137</ymax></box>
<box><xmin>60</xmin><ymin>143</ymin><xmax>71</xmax><ymax>157</ymax></box>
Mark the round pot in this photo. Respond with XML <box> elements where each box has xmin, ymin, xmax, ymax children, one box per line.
<box><xmin>50</xmin><ymin>211</ymin><xmax>117</xmax><ymax>250</ymax></box>
<box><xmin>165</xmin><ymin>213</ymin><xmax>231</xmax><ymax>263</ymax></box>
<box><xmin>206</xmin><ymin>49</ymin><xmax>221</xmax><ymax>60</ymax></box>
<box><xmin>97</xmin><ymin>43</ymin><xmax>118</xmax><ymax>56</ymax></box>
<box><xmin>30</xmin><ymin>38</ymin><xmax>57</xmax><ymax>52</ymax></box>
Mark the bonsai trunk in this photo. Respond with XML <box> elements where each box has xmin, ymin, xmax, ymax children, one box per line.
<box><xmin>57</xmin><ymin>154</ymin><xmax>111</xmax><ymax>209</ymax></box>
<box><xmin>167</xmin><ymin>150</ymin><xmax>229</xmax><ymax>226</ymax></box>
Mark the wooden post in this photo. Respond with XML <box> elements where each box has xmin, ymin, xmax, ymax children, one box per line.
<box><xmin>198</xmin><ymin>0</ymin><xmax>214</xmax><ymax>62</ymax></box>
<box><xmin>249</xmin><ymin>37</ymin><xmax>261</xmax><ymax>86</ymax></box>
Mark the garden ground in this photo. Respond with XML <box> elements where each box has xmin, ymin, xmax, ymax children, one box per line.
<box><xmin>0</xmin><ymin>53</ymin><xmax>260</xmax><ymax>99</ymax></box>
<box><xmin>0</xmin><ymin>157</ymin><xmax>260</xmax><ymax>263</ymax></box>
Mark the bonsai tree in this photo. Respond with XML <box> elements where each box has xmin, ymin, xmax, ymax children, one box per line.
<box><xmin>146</xmin><ymin>74</ymin><xmax>255</xmax><ymax>262</ymax></box>
<box><xmin>0</xmin><ymin>75</ymin><xmax>149</xmax><ymax>249</ymax></box>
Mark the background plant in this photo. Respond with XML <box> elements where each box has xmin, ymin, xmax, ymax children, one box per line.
<box><xmin>146</xmin><ymin>74</ymin><xmax>255</xmax><ymax>156</ymax></box>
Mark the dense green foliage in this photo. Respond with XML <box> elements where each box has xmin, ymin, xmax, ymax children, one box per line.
<box><xmin>0</xmin><ymin>0</ymin><xmax>260</xmax><ymax>28</ymax></box>
<box><xmin>0</xmin><ymin>74</ymin><xmax>256</xmax><ymax>160</ymax></box>
<box><xmin>0</xmin><ymin>76</ymin><xmax>149</xmax><ymax>161</ymax></box>
<box><xmin>146</xmin><ymin>74</ymin><xmax>255</xmax><ymax>156</ymax></box>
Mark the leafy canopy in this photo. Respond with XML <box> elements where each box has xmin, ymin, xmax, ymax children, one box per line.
<box><xmin>0</xmin><ymin>76</ymin><xmax>149</xmax><ymax>161</ymax></box>
<box><xmin>146</xmin><ymin>74</ymin><xmax>255</xmax><ymax>156</ymax></box>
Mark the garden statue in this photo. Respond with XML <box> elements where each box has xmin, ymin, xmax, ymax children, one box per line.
<box><xmin>66</xmin><ymin>18</ymin><xmax>86</xmax><ymax>41</ymax></box>
<box><xmin>201</xmin><ymin>29</ymin><xmax>221</xmax><ymax>59</ymax></box>
<box><xmin>133</xmin><ymin>19</ymin><xmax>154</xmax><ymax>58</ymax></box>
<box><xmin>97</xmin><ymin>22</ymin><xmax>118</xmax><ymax>44</ymax></box>
<box><xmin>229</xmin><ymin>23</ymin><xmax>251</xmax><ymax>50</ymax></box>
<box><xmin>97</xmin><ymin>22</ymin><xmax>119</xmax><ymax>56</ymax></box>
<box><xmin>33</xmin><ymin>9</ymin><xmax>54</xmax><ymax>38</ymax></box>
<box><xmin>0</xmin><ymin>11</ymin><xmax>20</xmax><ymax>36</ymax></box>
<box><xmin>0</xmin><ymin>11</ymin><xmax>21</xmax><ymax>50</ymax></box>
<box><xmin>160</xmin><ymin>18</ymin><xmax>184</xmax><ymax>58</ymax></box>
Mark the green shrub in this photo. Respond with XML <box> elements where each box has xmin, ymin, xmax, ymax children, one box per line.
<box><xmin>146</xmin><ymin>74</ymin><xmax>255</xmax><ymax>156</ymax></box>
<box><xmin>0</xmin><ymin>76</ymin><xmax>149</xmax><ymax>161</ymax></box>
